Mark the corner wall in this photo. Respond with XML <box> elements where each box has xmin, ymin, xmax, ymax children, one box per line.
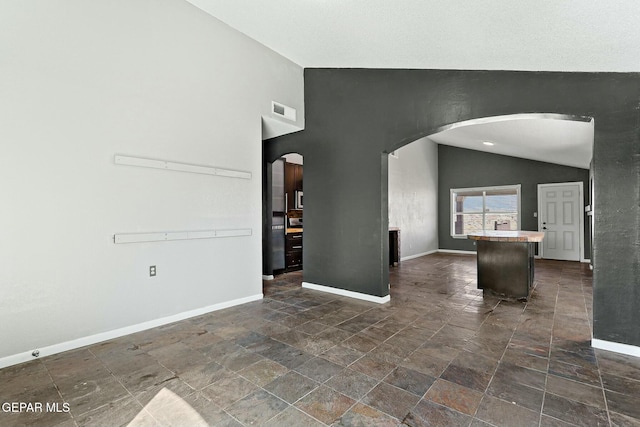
<box><xmin>388</xmin><ymin>138</ymin><xmax>439</xmax><ymax>259</ymax></box>
<box><xmin>0</xmin><ymin>0</ymin><xmax>303</xmax><ymax>365</ymax></box>
<box><xmin>267</xmin><ymin>68</ymin><xmax>640</xmax><ymax>350</ymax></box>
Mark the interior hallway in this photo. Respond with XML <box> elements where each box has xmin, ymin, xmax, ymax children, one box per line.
<box><xmin>1</xmin><ymin>254</ymin><xmax>639</xmax><ymax>426</ymax></box>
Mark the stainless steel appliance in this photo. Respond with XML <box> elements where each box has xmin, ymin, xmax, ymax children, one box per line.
<box><xmin>289</xmin><ymin>217</ymin><xmax>303</xmax><ymax>228</ymax></box>
<box><xmin>295</xmin><ymin>190</ymin><xmax>303</xmax><ymax>209</ymax></box>
<box><xmin>271</xmin><ymin>159</ymin><xmax>285</xmax><ymax>270</ymax></box>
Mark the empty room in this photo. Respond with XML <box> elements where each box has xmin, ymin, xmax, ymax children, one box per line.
<box><xmin>2</xmin><ymin>1</ymin><xmax>640</xmax><ymax>426</ymax></box>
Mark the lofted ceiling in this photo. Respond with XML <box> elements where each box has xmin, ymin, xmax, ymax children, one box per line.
<box><xmin>186</xmin><ymin>1</ymin><xmax>639</xmax><ymax>168</ymax></box>
<box><xmin>428</xmin><ymin>115</ymin><xmax>594</xmax><ymax>169</ymax></box>
<box><xmin>185</xmin><ymin>0</ymin><xmax>640</xmax><ymax>72</ymax></box>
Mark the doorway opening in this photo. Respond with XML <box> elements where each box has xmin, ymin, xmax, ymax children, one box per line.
<box><xmin>264</xmin><ymin>153</ymin><xmax>304</xmax><ymax>282</ymax></box>
<box><xmin>387</xmin><ymin>137</ymin><xmax>439</xmax><ymax>265</ymax></box>
<box><xmin>538</xmin><ymin>182</ymin><xmax>584</xmax><ymax>262</ymax></box>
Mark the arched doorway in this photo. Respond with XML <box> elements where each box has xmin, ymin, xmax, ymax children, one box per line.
<box><xmin>263</xmin><ymin>152</ymin><xmax>304</xmax><ymax>281</ymax></box>
<box><xmin>427</xmin><ymin>113</ymin><xmax>593</xmax><ymax>262</ymax></box>
<box><xmin>265</xmin><ymin>69</ymin><xmax>640</xmax><ymax>353</ymax></box>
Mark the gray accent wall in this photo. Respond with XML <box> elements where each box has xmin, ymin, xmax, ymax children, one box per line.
<box><xmin>266</xmin><ymin>69</ymin><xmax>640</xmax><ymax>349</ymax></box>
<box><xmin>438</xmin><ymin>145</ymin><xmax>590</xmax><ymax>258</ymax></box>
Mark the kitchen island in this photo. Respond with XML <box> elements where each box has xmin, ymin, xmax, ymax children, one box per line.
<box><xmin>467</xmin><ymin>230</ymin><xmax>545</xmax><ymax>300</ymax></box>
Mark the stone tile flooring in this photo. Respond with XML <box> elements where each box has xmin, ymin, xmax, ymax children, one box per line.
<box><xmin>2</xmin><ymin>253</ymin><xmax>640</xmax><ymax>426</ymax></box>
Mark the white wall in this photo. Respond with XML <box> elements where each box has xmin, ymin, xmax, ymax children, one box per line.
<box><xmin>0</xmin><ymin>0</ymin><xmax>304</xmax><ymax>366</ymax></box>
<box><xmin>388</xmin><ymin>137</ymin><xmax>439</xmax><ymax>259</ymax></box>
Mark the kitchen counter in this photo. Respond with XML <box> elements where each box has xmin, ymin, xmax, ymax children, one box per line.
<box><xmin>468</xmin><ymin>230</ymin><xmax>544</xmax><ymax>300</ymax></box>
<box><xmin>467</xmin><ymin>230</ymin><xmax>544</xmax><ymax>243</ymax></box>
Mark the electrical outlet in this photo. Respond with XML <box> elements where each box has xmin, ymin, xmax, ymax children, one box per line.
<box><xmin>150</xmin><ymin>265</ymin><xmax>156</xmax><ymax>277</ymax></box>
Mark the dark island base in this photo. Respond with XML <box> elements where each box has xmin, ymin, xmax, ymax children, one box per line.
<box><xmin>476</xmin><ymin>240</ymin><xmax>535</xmax><ymax>301</ymax></box>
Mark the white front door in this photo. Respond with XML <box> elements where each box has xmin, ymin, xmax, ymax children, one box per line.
<box><xmin>538</xmin><ymin>183</ymin><xmax>582</xmax><ymax>261</ymax></box>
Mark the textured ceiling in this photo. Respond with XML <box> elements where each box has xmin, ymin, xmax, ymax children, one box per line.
<box><xmin>186</xmin><ymin>0</ymin><xmax>640</xmax><ymax>71</ymax></box>
<box><xmin>185</xmin><ymin>1</ymin><xmax>638</xmax><ymax>167</ymax></box>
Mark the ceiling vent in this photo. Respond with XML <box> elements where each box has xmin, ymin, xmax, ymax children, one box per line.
<box><xmin>272</xmin><ymin>101</ymin><xmax>296</xmax><ymax>122</ymax></box>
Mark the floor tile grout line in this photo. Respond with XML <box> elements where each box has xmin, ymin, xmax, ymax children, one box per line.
<box><xmin>468</xmin><ymin>293</ymin><xmax>537</xmax><ymax>424</ymax></box>
<box><xmin>537</xmin><ymin>275</ymin><xmax>559</xmax><ymax>427</ymax></box>
<box><xmin>86</xmin><ymin>346</ymin><xmax>160</xmax><ymax>423</ymax></box>
<box><xmin>390</xmin><ymin>284</ymin><xmax>496</xmax><ymax>423</ymax></box>
<box><xmin>576</xmin><ymin>266</ymin><xmax>614</xmax><ymax>427</ymax></box>
<box><xmin>40</xmin><ymin>358</ymin><xmax>77</xmax><ymax>424</ymax></box>
<box><xmin>44</xmin><ymin>346</ymin><xmax>152</xmax><ymax>423</ymax></box>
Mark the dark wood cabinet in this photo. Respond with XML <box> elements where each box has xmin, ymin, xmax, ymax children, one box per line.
<box><xmin>282</xmin><ymin>160</ymin><xmax>303</xmax><ymax>271</ymax></box>
<box><xmin>285</xmin><ymin>162</ymin><xmax>303</xmax><ymax>211</ymax></box>
<box><xmin>389</xmin><ymin>228</ymin><xmax>400</xmax><ymax>266</ymax></box>
<box><xmin>285</xmin><ymin>232</ymin><xmax>303</xmax><ymax>270</ymax></box>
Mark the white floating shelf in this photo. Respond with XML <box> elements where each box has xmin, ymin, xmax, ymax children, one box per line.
<box><xmin>114</xmin><ymin>228</ymin><xmax>252</xmax><ymax>244</ymax></box>
<box><xmin>114</xmin><ymin>155</ymin><xmax>251</xmax><ymax>180</ymax></box>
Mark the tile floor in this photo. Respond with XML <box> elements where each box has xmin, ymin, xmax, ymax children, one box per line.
<box><xmin>2</xmin><ymin>253</ymin><xmax>640</xmax><ymax>427</ymax></box>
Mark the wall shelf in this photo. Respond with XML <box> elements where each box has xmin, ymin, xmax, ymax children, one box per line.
<box><xmin>114</xmin><ymin>155</ymin><xmax>251</xmax><ymax>180</ymax></box>
<box><xmin>114</xmin><ymin>228</ymin><xmax>252</xmax><ymax>244</ymax></box>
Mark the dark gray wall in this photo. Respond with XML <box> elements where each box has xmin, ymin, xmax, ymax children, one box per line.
<box><xmin>265</xmin><ymin>69</ymin><xmax>640</xmax><ymax>347</ymax></box>
<box><xmin>438</xmin><ymin>145</ymin><xmax>590</xmax><ymax>257</ymax></box>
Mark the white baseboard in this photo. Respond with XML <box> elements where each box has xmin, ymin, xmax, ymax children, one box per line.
<box><xmin>302</xmin><ymin>282</ymin><xmax>390</xmax><ymax>304</ymax></box>
<box><xmin>262</xmin><ymin>275</ymin><xmax>274</xmax><ymax>280</ymax></box>
<box><xmin>400</xmin><ymin>250</ymin><xmax>438</xmax><ymax>261</ymax></box>
<box><xmin>581</xmin><ymin>259</ymin><xmax>591</xmax><ymax>264</ymax></box>
<box><xmin>438</xmin><ymin>249</ymin><xmax>476</xmax><ymax>255</ymax></box>
<box><xmin>0</xmin><ymin>293</ymin><xmax>263</xmax><ymax>370</ymax></box>
<box><xmin>592</xmin><ymin>338</ymin><xmax>640</xmax><ymax>358</ymax></box>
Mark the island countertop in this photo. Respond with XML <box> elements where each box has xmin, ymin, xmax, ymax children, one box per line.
<box><xmin>467</xmin><ymin>230</ymin><xmax>545</xmax><ymax>243</ymax></box>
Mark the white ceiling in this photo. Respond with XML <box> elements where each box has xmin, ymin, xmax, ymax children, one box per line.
<box><xmin>185</xmin><ymin>0</ymin><xmax>638</xmax><ymax>168</ymax></box>
<box><xmin>428</xmin><ymin>115</ymin><xmax>594</xmax><ymax>169</ymax></box>
<box><xmin>186</xmin><ymin>0</ymin><xmax>640</xmax><ymax>72</ymax></box>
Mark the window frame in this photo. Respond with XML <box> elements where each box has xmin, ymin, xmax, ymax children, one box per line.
<box><xmin>450</xmin><ymin>184</ymin><xmax>522</xmax><ymax>238</ymax></box>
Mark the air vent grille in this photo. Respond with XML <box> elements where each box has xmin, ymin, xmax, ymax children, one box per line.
<box><xmin>272</xmin><ymin>101</ymin><xmax>296</xmax><ymax>122</ymax></box>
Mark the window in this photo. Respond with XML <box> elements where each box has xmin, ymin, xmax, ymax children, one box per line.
<box><xmin>450</xmin><ymin>184</ymin><xmax>521</xmax><ymax>237</ymax></box>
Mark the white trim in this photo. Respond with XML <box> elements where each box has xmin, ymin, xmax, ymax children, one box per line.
<box><xmin>592</xmin><ymin>339</ymin><xmax>640</xmax><ymax>358</ymax></box>
<box><xmin>537</xmin><ymin>182</ymin><xmax>584</xmax><ymax>262</ymax></box>
<box><xmin>302</xmin><ymin>282</ymin><xmax>390</xmax><ymax>304</ymax></box>
<box><xmin>438</xmin><ymin>249</ymin><xmax>476</xmax><ymax>255</ymax></box>
<box><xmin>262</xmin><ymin>275</ymin><xmax>275</xmax><ymax>280</ymax></box>
<box><xmin>0</xmin><ymin>294</ymin><xmax>263</xmax><ymax>369</ymax></box>
<box><xmin>581</xmin><ymin>259</ymin><xmax>591</xmax><ymax>264</ymax></box>
<box><xmin>400</xmin><ymin>250</ymin><xmax>438</xmax><ymax>261</ymax></box>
